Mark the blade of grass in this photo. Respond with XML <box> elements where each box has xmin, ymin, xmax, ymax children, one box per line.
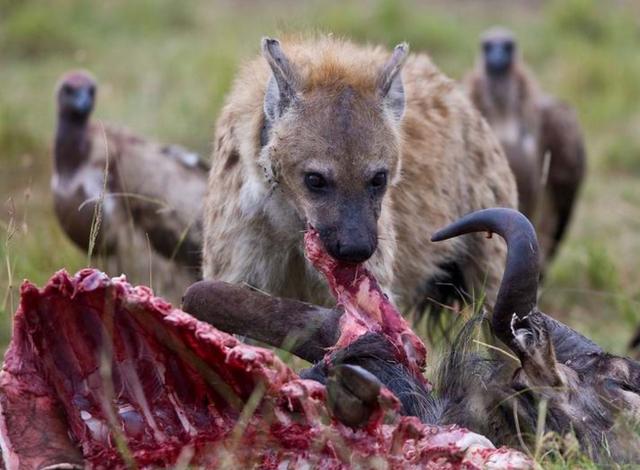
<box><xmin>87</xmin><ymin>120</ymin><xmax>109</xmax><ymax>265</ymax></box>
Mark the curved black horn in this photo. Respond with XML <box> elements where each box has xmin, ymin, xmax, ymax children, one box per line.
<box><xmin>431</xmin><ymin>208</ymin><xmax>539</xmax><ymax>345</ymax></box>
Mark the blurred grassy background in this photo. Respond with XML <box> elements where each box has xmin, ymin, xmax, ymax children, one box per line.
<box><xmin>1</xmin><ymin>0</ymin><xmax>639</xmax><ymax>360</ymax></box>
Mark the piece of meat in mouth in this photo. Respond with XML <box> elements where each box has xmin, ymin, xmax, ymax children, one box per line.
<box><xmin>303</xmin><ymin>228</ymin><xmax>428</xmax><ymax>385</ymax></box>
<box><xmin>0</xmin><ymin>241</ymin><xmax>530</xmax><ymax>468</ymax></box>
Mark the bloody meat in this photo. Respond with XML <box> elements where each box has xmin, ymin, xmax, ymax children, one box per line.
<box><xmin>0</xmin><ymin>238</ymin><xmax>530</xmax><ymax>469</ymax></box>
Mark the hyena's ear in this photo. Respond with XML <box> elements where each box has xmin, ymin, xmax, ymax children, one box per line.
<box><xmin>262</xmin><ymin>37</ymin><xmax>299</xmax><ymax>124</ymax></box>
<box><xmin>377</xmin><ymin>43</ymin><xmax>409</xmax><ymax>123</ymax></box>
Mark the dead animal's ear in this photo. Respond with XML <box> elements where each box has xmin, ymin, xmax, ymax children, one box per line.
<box><xmin>511</xmin><ymin>312</ymin><xmax>565</xmax><ymax>388</ymax></box>
<box><xmin>378</xmin><ymin>43</ymin><xmax>409</xmax><ymax>123</ymax></box>
<box><xmin>262</xmin><ymin>37</ymin><xmax>299</xmax><ymax>124</ymax></box>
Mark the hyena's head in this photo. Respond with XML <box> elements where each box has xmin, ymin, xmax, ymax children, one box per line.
<box><xmin>259</xmin><ymin>38</ymin><xmax>408</xmax><ymax>263</ymax></box>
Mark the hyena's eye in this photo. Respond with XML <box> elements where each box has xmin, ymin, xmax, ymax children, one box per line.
<box><xmin>304</xmin><ymin>173</ymin><xmax>328</xmax><ymax>193</ymax></box>
<box><xmin>369</xmin><ymin>171</ymin><xmax>387</xmax><ymax>190</ymax></box>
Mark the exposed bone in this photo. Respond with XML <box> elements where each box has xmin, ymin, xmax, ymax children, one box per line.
<box><xmin>0</xmin><ymin>269</ymin><xmax>530</xmax><ymax>468</ymax></box>
<box><xmin>304</xmin><ymin>228</ymin><xmax>427</xmax><ymax>383</ymax></box>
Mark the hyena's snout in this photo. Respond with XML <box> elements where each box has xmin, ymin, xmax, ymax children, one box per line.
<box><xmin>317</xmin><ymin>213</ymin><xmax>378</xmax><ymax>264</ymax></box>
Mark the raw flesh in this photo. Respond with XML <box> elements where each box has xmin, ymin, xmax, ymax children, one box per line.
<box><xmin>0</xmin><ymin>261</ymin><xmax>530</xmax><ymax>468</ymax></box>
<box><xmin>304</xmin><ymin>228</ymin><xmax>428</xmax><ymax>385</ymax></box>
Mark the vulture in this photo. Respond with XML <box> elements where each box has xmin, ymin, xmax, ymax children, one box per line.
<box><xmin>466</xmin><ymin>27</ymin><xmax>587</xmax><ymax>271</ymax></box>
<box><xmin>52</xmin><ymin>70</ymin><xmax>208</xmax><ymax>301</ymax></box>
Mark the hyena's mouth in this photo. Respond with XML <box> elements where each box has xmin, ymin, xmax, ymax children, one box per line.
<box><xmin>303</xmin><ymin>225</ymin><xmax>327</xmax><ymax>265</ymax></box>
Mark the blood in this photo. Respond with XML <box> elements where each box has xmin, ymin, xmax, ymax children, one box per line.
<box><xmin>304</xmin><ymin>228</ymin><xmax>428</xmax><ymax>385</ymax></box>
<box><xmin>0</xmin><ymin>259</ymin><xmax>530</xmax><ymax>468</ymax></box>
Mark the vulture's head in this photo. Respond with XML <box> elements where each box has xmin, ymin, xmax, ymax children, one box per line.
<box><xmin>480</xmin><ymin>26</ymin><xmax>517</xmax><ymax>77</ymax></box>
<box><xmin>56</xmin><ymin>70</ymin><xmax>96</xmax><ymax>121</ymax></box>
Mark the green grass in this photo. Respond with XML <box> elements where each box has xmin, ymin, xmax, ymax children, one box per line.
<box><xmin>1</xmin><ymin>0</ymin><xmax>640</xmax><ymax>466</ymax></box>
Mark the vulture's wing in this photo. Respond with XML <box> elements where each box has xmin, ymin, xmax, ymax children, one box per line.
<box><xmin>106</xmin><ymin>126</ymin><xmax>209</xmax><ymax>269</ymax></box>
<box><xmin>538</xmin><ymin>96</ymin><xmax>587</xmax><ymax>259</ymax></box>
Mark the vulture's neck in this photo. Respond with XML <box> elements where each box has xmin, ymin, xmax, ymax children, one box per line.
<box><xmin>54</xmin><ymin>114</ymin><xmax>91</xmax><ymax>174</ymax></box>
<box><xmin>487</xmin><ymin>74</ymin><xmax>517</xmax><ymax>114</ymax></box>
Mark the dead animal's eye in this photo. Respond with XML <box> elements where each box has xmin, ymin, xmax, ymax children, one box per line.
<box><xmin>617</xmin><ymin>380</ymin><xmax>640</xmax><ymax>394</ymax></box>
<box><xmin>305</xmin><ymin>173</ymin><xmax>328</xmax><ymax>192</ymax></box>
<box><xmin>369</xmin><ymin>171</ymin><xmax>387</xmax><ymax>190</ymax></box>
<box><xmin>603</xmin><ymin>378</ymin><xmax>639</xmax><ymax>395</ymax></box>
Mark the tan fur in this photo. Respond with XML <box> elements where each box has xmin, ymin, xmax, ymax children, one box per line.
<box><xmin>203</xmin><ymin>37</ymin><xmax>517</xmax><ymax>311</ymax></box>
<box><xmin>466</xmin><ymin>29</ymin><xmax>586</xmax><ymax>269</ymax></box>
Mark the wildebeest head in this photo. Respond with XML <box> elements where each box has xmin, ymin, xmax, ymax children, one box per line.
<box><xmin>432</xmin><ymin>208</ymin><xmax>640</xmax><ymax>462</ymax></box>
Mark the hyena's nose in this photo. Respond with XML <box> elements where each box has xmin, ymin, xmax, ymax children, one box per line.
<box><xmin>334</xmin><ymin>241</ymin><xmax>375</xmax><ymax>264</ymax></box>
<box><xmin>318</xmin><ymin>224</ymin><xmax>377</xmax><ymax>264</ymax></box>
